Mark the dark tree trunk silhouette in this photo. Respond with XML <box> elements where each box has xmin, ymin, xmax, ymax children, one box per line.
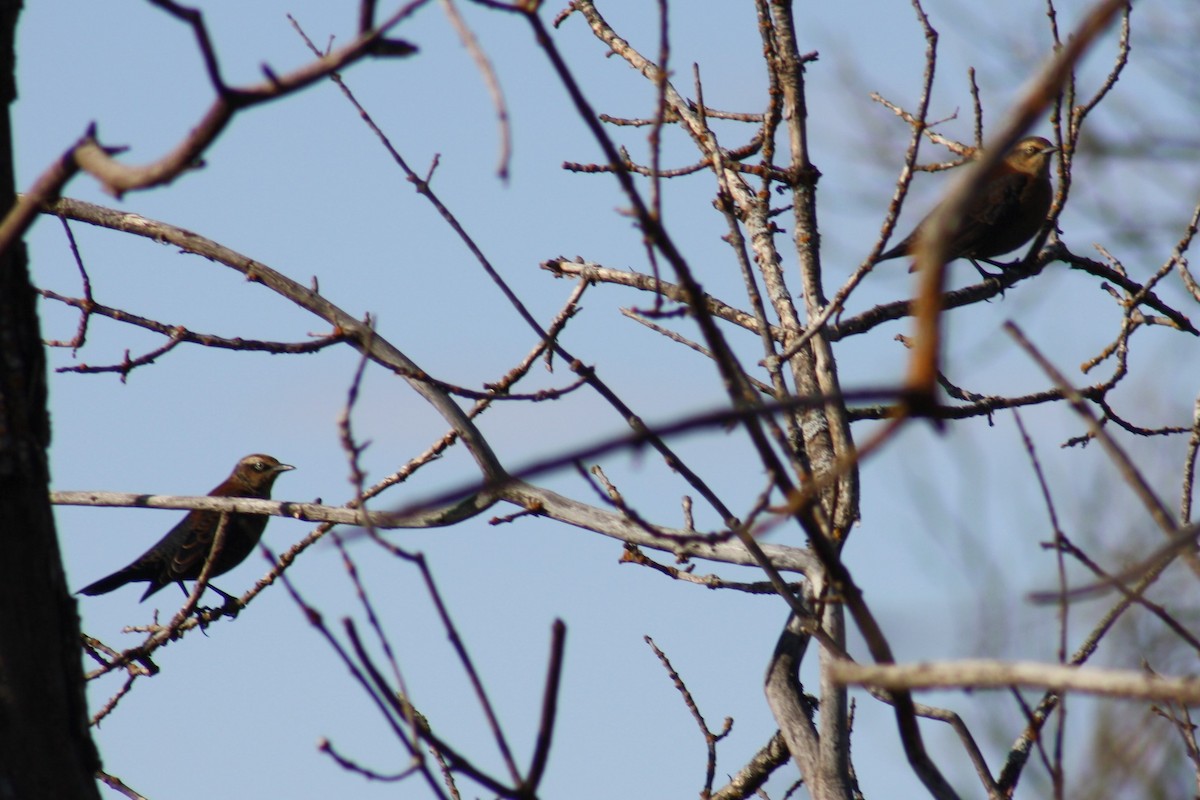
<box><xmin>0</xmin><ymin>4</ymin><xmax>102</xmax><ymax>798</ymax></box>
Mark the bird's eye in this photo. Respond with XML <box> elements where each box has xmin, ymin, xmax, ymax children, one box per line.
<box><xmin>253</xmin><ymin>461</ymin><xmax>266</xmax><ymax>471</ymax></box>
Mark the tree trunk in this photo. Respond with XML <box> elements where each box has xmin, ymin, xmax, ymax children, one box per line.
<box><xmin>0</xmin><ymin>4</ymin><xmax>102</xmax><ymax>797</ymax></box>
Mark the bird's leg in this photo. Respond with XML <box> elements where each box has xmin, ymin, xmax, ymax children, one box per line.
<box><xmin>174</xmin><ymin>581</ymin><xmax>216</xmax><ymax>630</ymax></box>
<box><xmin>968</xmin><ymin>259</ymin><xmax>1002</xmax><ymax>279</ymax></box>
<box><xmin>979</xmin><ymin>256</ymin><xmax>1033</xmax><ymax>272</ymax></box>
<box><xmin>968</xmin><ymin>259</ymin><xmax>1007</xmax><ymax>298</ymax></box>
<box><xmin>181</xmin><ymin>580</ymin><xmax>241</xmax><ymax>621</ymax></box>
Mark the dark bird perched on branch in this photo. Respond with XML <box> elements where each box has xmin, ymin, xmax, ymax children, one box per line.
<box><xmin>78</xmin><ymin>454</ymin><xmax>294</xmax><ymax>602</ymax></box>
<box><xmin>878</xmin><ymin>136</ymin><xmax>1058</xmax><ymax>276</ymax></box>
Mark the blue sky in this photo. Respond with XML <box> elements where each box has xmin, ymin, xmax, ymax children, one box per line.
<box><xmin>18</xmin><ymin>1</ymin><xmax>1200</xmax><ymax>798</ymax></box>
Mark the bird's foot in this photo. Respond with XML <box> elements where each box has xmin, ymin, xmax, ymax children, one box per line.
<box><xmin>216</xmin><ymin>598</ymin><xmax>242</xmax><ymax>619</ymax></box>
<box><xmin>191</xmin><ymin>602</ymin><xmax>239</xmax><ymax>633</ymax></box>
<box><xmin>193</xmin><ymin>606</ymin><xmax>217</xmax><ymax>634</ymax></box>
<box><xmin>207</xmin><ymin>584</ymin><xmax>242</xmax><ymax>617</ymax></box>
<box><xmin>969</xmin><ymin>260</ymin><xmax>1007</xmax><ymax>298</ymax></box>
<box><xmin>190</xmin><ymin>585</ymin><xmax>242</xmax><ymax>626</ymax></box>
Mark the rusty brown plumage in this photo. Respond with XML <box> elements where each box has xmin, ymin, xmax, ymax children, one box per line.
<box><xmin>878</xmin><ymin>136</ymin><xmax>1058</xmax><ymax>273</ymax></box>
<box><xmin>78</xmin><ymin>454</ymin><xmax>294</xmax><ymax>602</ymax></box>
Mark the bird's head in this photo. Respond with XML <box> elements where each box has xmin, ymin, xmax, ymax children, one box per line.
<box><xmin>1007</xmin><ymin>136</ymin><xmax>1058</xmax><ymax>176</ymax></box>
<box><xmin>231</xmin><ymin>454</ymin><xmax>295</xmax><ymax>494</ymax></box>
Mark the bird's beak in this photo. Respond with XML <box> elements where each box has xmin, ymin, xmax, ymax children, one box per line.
<box><xmin>274</xmin><ymin>463</ymin><xmax>296</xmax><ymax>473</ymax></box>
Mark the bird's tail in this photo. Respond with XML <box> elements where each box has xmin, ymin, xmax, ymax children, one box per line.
<box><xmin>139</xmin><ymin>581</ymin><xmax>171</xmax><ymax>602</ymax></box>
<box><xmin>77</xmin><ymin>570</ymin><xmax>134</xmax><ymax>596</ymax></box>
<box><xmin>877</xmin><ymin>244</ymin><xmax>906</xmax><ymax>262</ymax></box>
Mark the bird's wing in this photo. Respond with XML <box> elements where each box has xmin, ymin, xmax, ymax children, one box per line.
<box><xmin>163</xmin><ymin>510</ymin><xmax>221</xmax><ymax>580</ymax></box>
<box><xmin>945</xmin><ymin>170</ymin><xmax>1026</xmax><ymax>256</ymax></box>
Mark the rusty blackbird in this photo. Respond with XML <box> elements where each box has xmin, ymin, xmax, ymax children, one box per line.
<box><xmin>79</xmin><ymin>454</ymin><xmax>294</xmax><ymax>602</ymax></box>
<box><xmin>878</xmin><ymin>136</ymin><xmax>1058</xmax><ymax>274</ymax></box>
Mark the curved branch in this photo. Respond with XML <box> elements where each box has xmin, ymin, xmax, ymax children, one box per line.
<box><xmin>506</xmin><ymin>481</ymin><xmax>820</xmax><ymax>574</ymax></box>
<box><xmin>40</xmin><ymin>197</ymin><xmax>506</xmax><ymax>481</ymax></box>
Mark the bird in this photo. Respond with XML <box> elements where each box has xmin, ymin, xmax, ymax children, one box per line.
<box><xmin>78</xmin><ymin>454</ymin><xmax>294</xmax><ymax>603</ymax></box>
<box><xmin>877</xmin><ymin>136</ymin><xmax>1058</xmax><ymax>275</ymax></box>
